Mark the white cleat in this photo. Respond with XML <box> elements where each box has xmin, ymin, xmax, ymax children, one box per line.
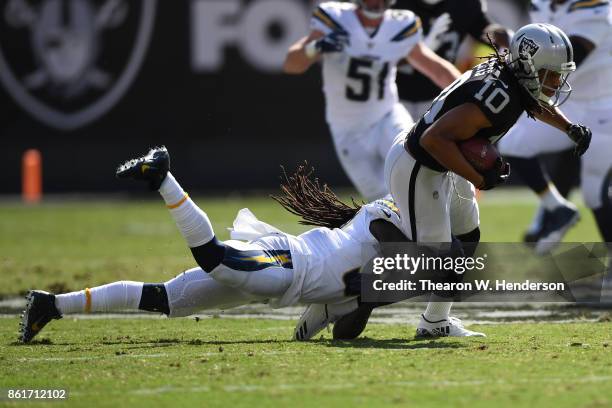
<box><xmin>293</xmin><ymin>299</ymin><xmax>358</xmax><ymax>341</ymax></box>
<box><xmin>415</xmin><ymin>314</ymin><xmax>486</xmax><ymax>338</ymax></box>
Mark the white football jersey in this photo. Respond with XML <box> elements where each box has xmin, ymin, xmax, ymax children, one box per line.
<box><xmin>286</xmin><ymin>198</ymin><xmax>403</xmax><ymax>306</ymax></box>
<box><xmin>311</xmin><ymin>2</ymin><xmax>422</xmax><ymax>133</ymax></box>
<box><xmin>530</xmin><ymin>0</ymin><xmax>612</xmax><ymax>100</ymax></box>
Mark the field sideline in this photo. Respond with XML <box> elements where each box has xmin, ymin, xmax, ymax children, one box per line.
<box><xmin>1</xmin><ymin>188</ymin><xmax>610</xmax><ymax>407</ymax></box>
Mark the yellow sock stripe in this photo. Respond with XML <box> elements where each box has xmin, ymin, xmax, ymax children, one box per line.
<box><xmin>166</xmin><ymin>193</ymin><xmax>189</xmax><ymax>209</ymax></box>
<box><xmin>84</xmin><ymin>288</ymin><xmax>92</xmax><ymax>313</ymax></box>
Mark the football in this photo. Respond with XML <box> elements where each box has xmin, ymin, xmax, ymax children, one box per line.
<box><xmin>459</xmin><ymin>137</ymin><xmax>500</xmax><ymax>172</ymax></box>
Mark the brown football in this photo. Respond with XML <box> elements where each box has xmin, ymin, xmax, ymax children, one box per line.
<box><xmin>459</xmin><ymin>137</ymin><xmax>500</xmax><ymax>172</ymax></box>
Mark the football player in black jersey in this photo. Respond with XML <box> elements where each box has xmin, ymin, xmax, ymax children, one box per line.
<box><xmin>394</xmin><ymin>0</ymin><xmax>512</xmax><ymax>119</ymax></box>
<box><xmin>330</xmin><ymin>23</ymin><xmax>592</xmax><ymax>340</ymax></box>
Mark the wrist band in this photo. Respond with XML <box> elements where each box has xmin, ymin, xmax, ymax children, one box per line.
<box><xmin>305</xmin><ymin>40</ymin><xmax>319</xmax><ymax>59</ymax></box>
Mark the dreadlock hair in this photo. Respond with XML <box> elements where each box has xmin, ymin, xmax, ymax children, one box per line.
<box><xmin>478</xmin><ymin>34</ymin><xmax>551</xmax><ymax>119</ymax></box>
<box><xmin>271</xmin><ymin>163</ymin><xmax>362</xmax><ymax>229</ymax></box>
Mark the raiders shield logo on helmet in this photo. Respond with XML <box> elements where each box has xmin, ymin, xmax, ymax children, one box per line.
<box><xmin>518</xmin><ymin>37</ymin><xmax>540</xmax><ymax>58</ymax></box>
<box><xmin>0</xmin><ymin>0</ymin><xmax>157</xmax><ymax>131</ymax></box>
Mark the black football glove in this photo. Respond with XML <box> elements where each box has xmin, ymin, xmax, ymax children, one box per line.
<box><xmin>316</xmin><ymin>31</ymin><xmax>349</xmax><ymax>54</ymax></box>
<box><xmin>478</xmin><ymin>157</ymin><xmax>511</xmax><ymax>191</ymax></box>
<box><xmin>566</xmin><ymin>124</ymin><xmax>591</xmax><ymax>156</ymax></box>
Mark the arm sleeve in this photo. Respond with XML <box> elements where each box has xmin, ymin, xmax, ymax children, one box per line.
<box><xmin>310</xmin><ymin>4</ymin><xmax>340</xmax><ymax>35</ymax></box>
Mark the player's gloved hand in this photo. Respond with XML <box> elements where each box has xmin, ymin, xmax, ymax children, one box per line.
<box><xmin>306</xmin><ymin>31</ymin><xmax>349</xmax><ymax>57</ymax></box>
<box><xmin>478</xmin><ymin>158</ymin><xmax>510</xmax><ymax>191</ymax></box>
<box><xmin>424</xmin><ymin>13</ymin><xmax>452</xmax><ymax>51</ymax></box>
<box><xmin>566</xmin><ymin>124</ymin><xmax>591</xmax><ymax>156</ymax></box>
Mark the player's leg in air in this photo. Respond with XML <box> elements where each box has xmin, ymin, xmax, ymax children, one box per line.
<box><xmin>19</xmin><ymin>147</ymin><xmax>294</xmax><ymax>343</ymax></box>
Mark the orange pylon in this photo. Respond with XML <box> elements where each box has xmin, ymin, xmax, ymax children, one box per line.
<box><xmin>22</xmin><ymin>149</ymin><xmax>42</xmax><ymax>203</ymax></box>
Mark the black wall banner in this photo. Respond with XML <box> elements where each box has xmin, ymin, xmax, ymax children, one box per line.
<box><xmin>0</xmin><ymin>0</ymin><xmax>340</xmax><ymax>193</ymax></box>
<box><xmin>0</xmin><ymin>0</ymin><xmax>562</xmax><ymax>195</ymax></box>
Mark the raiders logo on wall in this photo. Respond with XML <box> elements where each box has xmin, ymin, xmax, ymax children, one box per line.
<box><xmin>0</xmin><ymin>0</ymin><xmax>157</xmax><ymax>131</ymax></box>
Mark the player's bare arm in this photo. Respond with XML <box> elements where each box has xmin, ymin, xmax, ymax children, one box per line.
<box><xmin>283</xmin><ymin>31</ymin><xmax>325</xmax><ymax>74</ymax></box>
<box><xmin>419</xmin><ymin>103</ymin><xmax>491</xmax><ymax>188</ymax></box>
<box><xmin>406</xmin><ymin>41</ymin><xmax>461</xmax><ymax>89</ymax></box>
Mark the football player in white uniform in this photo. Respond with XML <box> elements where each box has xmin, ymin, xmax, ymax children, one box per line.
<box><xmin>498</xmin><ymin>0</ymin><xmax>612</xmax><ymax>253</ymax></box>
<box><xmin>284</xmin><ymin>0</ymin><xmax>460</xmax><ymax>201</ymax></box>
<box><xmin>19</xmin><ymin>147</ymin><xmax>481</xmax><ymax>343</ymax></box>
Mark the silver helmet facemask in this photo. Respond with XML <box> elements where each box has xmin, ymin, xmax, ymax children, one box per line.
<box><xmin>352</xmin><ymin>0</ymin><xmax>396</xmax><ymax>19</ymax></box>
<box><xmin>508</xmin><ymin>23</ymin><xmax>576</xmax><ymax>107</ymax></box>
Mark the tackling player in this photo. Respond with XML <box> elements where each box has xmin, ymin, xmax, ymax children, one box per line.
<box><xmin>283</xmin><ymin>0</ymin><xmax>461</xmax><ymax>201</ymax></box>
<box><xmin>498</xmin><ymin>0</ymin><xmax>612</xmax><ymax>253</ymax></box>
<box><xmin>18</xmin><ymin>147</ymin><xmax>483</xmax><ymax>343</ymax></box>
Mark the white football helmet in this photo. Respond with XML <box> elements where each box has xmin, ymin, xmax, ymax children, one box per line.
<box><xmin>508</xmin><ymin>23</ymin><xmax>576</xmax><ymax>107</ymax></box>
<box><xmin>352</xmin><ymin>0</ymin><xmax>396</xmax><ymax>19</ymax></box>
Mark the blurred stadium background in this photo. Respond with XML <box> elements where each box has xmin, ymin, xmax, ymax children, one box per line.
<box><xmin>1</xmin><ymin>0</ymin><xmax>556</xmax><ymax>195</ymax></box>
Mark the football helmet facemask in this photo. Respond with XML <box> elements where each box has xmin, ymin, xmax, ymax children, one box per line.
<box><xmin>508</xmin><ymin>23</ymin><xmax>576</xmax><ymax>107</ymax></box>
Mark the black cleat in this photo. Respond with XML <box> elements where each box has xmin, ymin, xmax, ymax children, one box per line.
<box><xmin>332</xmin><ymin>304</ymin><xmax>374</xmax><ymax>340</ymax></box>
<box><xmin>19</xmin><ymin>290</ymin><xmax>62</xmax><ymax>344</ymax></box>
<box><xmin>116</xmin><ymin>146</ymin><xmax>170</xmax><ymax>190</ymax></box>
<box><xmin>523</xmin><ymin>230</ymin><xmax>541</xmax><ymax>243</ymax></box>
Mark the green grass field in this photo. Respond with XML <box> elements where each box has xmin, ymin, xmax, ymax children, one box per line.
<box><xmin>1</xmin><ymin>319</ymin><xmax>611</xmax><ymax>407</ymax></box>
<box><xmin>0</xmin><ymin>189</ymin><xmax>609</xmax><ymax>407</ymax></box>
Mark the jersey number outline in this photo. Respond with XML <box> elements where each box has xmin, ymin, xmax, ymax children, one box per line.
<box><xmin>424</xmin><ymin>67</ymin><xmax>510</xmax><ymax>124</ymax></box>
<box><xmin>346</xmin><ymin>58</ymin><xmax>389</xmax><ymax>102</ymax></box>
<box><xmin>474</xmin><ymin>79</ymin><xmax>510</xmax><ymax>114</ymax></box>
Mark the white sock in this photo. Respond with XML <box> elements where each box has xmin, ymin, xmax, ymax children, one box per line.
<box><xmin>540</xmin><ymin>183</ymin><xmax>570</xmax><ymax>211</ymax></box>
<box><xmin>55</xmin><ymin>281</ymin><xmax>143</xmax><ymax>314</ymax></box>
<box><xmin>159</xmin><ymin>172</ymin><xmax>215</xmax><ymax>248</ymax></box>
<box><xmin>422</xmin><ymin>296</ymin><xmax>453</xmax><ymax>322</ymax></box>
<box><xmin>527</xmin><ymin>205</ymin><xmax>545</xmax><ymax>234</ymax></box>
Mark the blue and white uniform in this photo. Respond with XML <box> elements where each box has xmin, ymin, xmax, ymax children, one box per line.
<box><xmin>310</xmin><ymin>2</ymin><xmax>420</xmax><ymax>199</ymax></box>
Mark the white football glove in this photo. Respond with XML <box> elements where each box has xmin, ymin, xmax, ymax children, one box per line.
<box><xmin>398</xmin><ymin>13</ymin><xmax>452</xmax><ymax>75</ymax></box>
<box><xmin>424</xmin><ymin>13</ymin><xmax>452</xmax><ymax>51</ymax></box>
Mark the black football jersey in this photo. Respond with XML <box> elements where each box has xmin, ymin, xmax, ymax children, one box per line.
<box><xmin>394</xmin><ymin>0</ymin><xmax>492</xmax><ymax>102</ymax></box>
<box><xmin>406</xmin><ymin>59</ymin><xmax>525</xmax><ymax>172</ymax></box>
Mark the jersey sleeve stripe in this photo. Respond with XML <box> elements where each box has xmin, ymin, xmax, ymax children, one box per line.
<box><xmin>390</xmin><ymin>17</ymin><xmax>422</xmax><ymax>42</ymax></box>
<box><xmin>312</xmin><ymin>7</ymin><xmax>346</xmax><ymax>33</ymax></box>
<box><xmin>568</xmin><ymin>0</ymin><xmax>609</xmax><ymax>12</ymax></box>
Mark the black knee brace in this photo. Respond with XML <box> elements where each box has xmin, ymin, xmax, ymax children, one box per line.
<box><xmin>190</xmin><ymin>237</ymin><xmax>226</xmax><ymax>272</ymax></box>
<box><xmin>139</xmin><ymin>284</ymin><xmax>170</xmax><ymax>315</ymax></box>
